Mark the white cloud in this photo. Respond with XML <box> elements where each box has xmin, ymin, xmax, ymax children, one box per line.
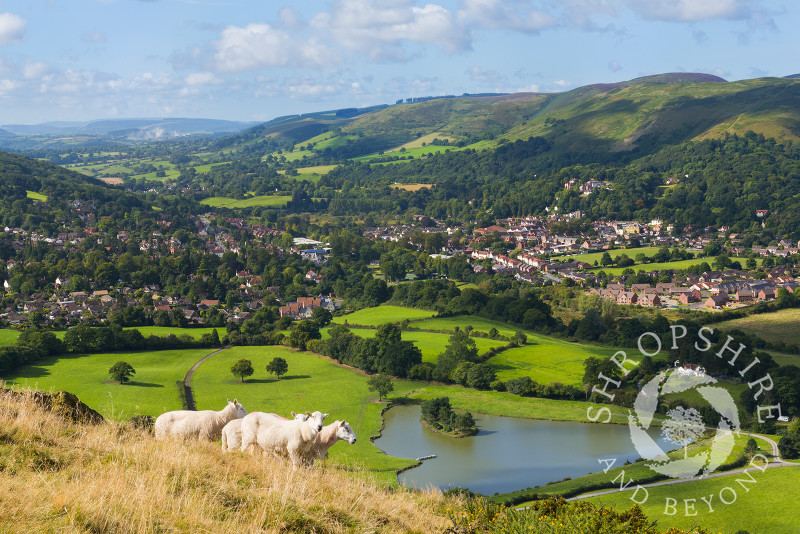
<box><xmin>0</xmin><ymin>79</ymin><xmax>19</xmax><ymax>95</ymax></box>
<box><xmin>0</xmin><ymin>13</ymin><xmax>26</xmax><ymax>45</ymax></box>
<box><xmin>313</xmin><ymin>0</ymin><xmax>471</xmax><ymax>59</ymax></box>
<box><xmin>185</xmin><ymin>71</ymin><xmax>221</xmax><ymax>86</ymax></box>
<box><xmin>23</xmin><ymin>61</ymin><xmax>49</xmax><ymax>80</ymax></box>
<box><xmin>608</xmin><ymin>60</ymin><xmax>622</xmax><ymax>72</ymax></box>
<box><xmin>212</xmin><ymin>23</ymin><xmax>337</xmax><ymax>72</ymax></box>
<box><xmin>458</xmin><ymin>0</ymin><xmax>557</xmax><ymax>33</ymax></box>
<box><xmin>625</xmin><ymin>0</ymin><xmax>753</xmax><ymax>21</ymax></box>
<box><xmin>467</xmin><ymin>65</ymin><xmax>506</xmax><ymax>85</ymax></box>
<box><xmin>279</xmin><ymin>6</ymin><xmax>304</xmax><ymax>29</ymax></box>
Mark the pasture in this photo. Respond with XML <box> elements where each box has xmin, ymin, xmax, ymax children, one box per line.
<box><xmin>587</xmin><ymin>466</ymin><xmax>800</xmax><ymax>534</ymax></box>
<box><xmin>332</xmin><ymin>305</ymin><xmax>436</xmax><ymax>326</ymax></box>
<box><xmin>127</xmin><ymin>326</ymin><xmax>222</xmax><ymax>339</ymax></box>
<box><xmin>716</xmin><ymin>308</ymin><xmax>800</xmax><ymax>346</ymax></box>
<box><xmin>0</xmin><ymin>329</ymin><xmax>20</xmax><ymax>346</ymax></box>
<box><xmin>26</xmin><ymin>191</ymin><xmax>48</xmax><ymax>201</ymax></box>
<box><xmin>200</xmin><ymin>195</ymin><xmax>291</xmax><ymax>209</ymax></box>
<box><xmin>5</xmin><ymin>348</ymin><xmax>215</xmax><ymax>419</ymax></box>
<box><xmin>189</xmin><ymin>345</ymin><xmax>418</xmax><ymax>474</ymax></box>
<box><xmin>411</xmin><ymin>315</ymin><xmax>522</xmax><ymax>338</ymax></box>
<box><xmin>390</xmin><ymin>183</ymin><xmax>433</xmax><ymax>191</ymax></box>
<box><xmin>593</xmin><ymin>255</ymin><xmax>758</xmax><ymax>276</ymax></box>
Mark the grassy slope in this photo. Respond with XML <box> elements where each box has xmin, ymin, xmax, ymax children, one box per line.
<box><xmin>332</xmin><ymin>305</ymin><xmax>436</xmax><ymax>326</ymax></box>
<box><xmin>716</xmin><ymin>308</ymin><xmax>800</xmax><ymax>346</ymax></box>
<box><xmin>0</xmin><ymin>391</ymin><xmax>450</xmax><ymax>533</ymax></box>
<box><xmin>189</xmin><ymin>345</ymin><xmax>419</xmax><ymax>476</ymax></box>
<box><xmin>586</xmin><ymin>466</ymin><xmax>800</xmax><ymax>534</ymax></box>
<box><xmin>5</xmin><ymin>348</ymin><xmax>214</xmax><ymax>419</ymax></box>
<box><xmin>200</xmin><ymin>195</ymin><xmax>291</xmax><ymax>208</ymax></box>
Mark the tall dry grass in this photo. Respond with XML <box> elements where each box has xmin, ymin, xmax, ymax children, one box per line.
<box><xmin>0</xmin><ymin>389</ymin><xmax>454</xmax><ymax>533</ymax></box>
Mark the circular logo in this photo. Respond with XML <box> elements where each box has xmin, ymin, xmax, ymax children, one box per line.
<box><xmin>628</xmin><ymin>367</ymin><xmax>740</xmax><ymax>479</ymax></box>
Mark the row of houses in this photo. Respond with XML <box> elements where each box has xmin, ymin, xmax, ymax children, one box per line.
<box><xmin>278</xmin><ymin>296</ymin><xmax>341</xmax><ymax>319</ymax></box>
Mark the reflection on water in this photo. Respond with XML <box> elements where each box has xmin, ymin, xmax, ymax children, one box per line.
<box><xmin>375</xmin><ymin>404</ymin><xmax>670</xmax><ymax>495</ymax></box>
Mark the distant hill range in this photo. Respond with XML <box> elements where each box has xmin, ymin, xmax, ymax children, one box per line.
<box><xmin>1</xmin><ymin>118</ymin><xmax>257</xmax><ymax>139</ymax></box>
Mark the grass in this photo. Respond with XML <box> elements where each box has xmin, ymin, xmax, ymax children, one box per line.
<box><xmin>390</xmin><ymin>183</ymin><xmax>433</xmax><ymax>191</ymax></box>
<box><xmin>0</xmin><ymin>329</ymin><xmax>20</xmax><ymax>346</ymax></box>
<box><xmin>586</xmin><ymin>466</ymin><xmax>800</xmax><ymax>534</ymax></box>
<box><xmin>766</xmin><ymin>350</ymin><xmax>800</xmax><ymax>368</ymax></box>
<box><xmin>332</xmin><ymin>305</ymin><xmax>436</xmax><ymax>326</ymax></box>
<box><xmin>561</xmin><ymin>247</ymin><xmax>665</xmax><ymax>265</ymax></box>
<box><xmin>189</xmin><ymin>346</ymin><xmax>419</xmax><ymax>476</ymax></box>
<box><xmin>296</xmin><ymin>164</ymin><xmax>337</xmax><ymax>175</ymax></box>
<box><xmin>126</xmin><ymin>326</ymin><xmax>222</xmax><ymax>339</ymax></box>
<box><xmin>5</xmin><ymin>348</ymin><xmax>215</xmax><ymax>419</ymax></box>
<box><xmin>200</xmin><ymin>195</ymin><xmax>291</xmax><ymax>209</ymax></box>
<box><xmin>411</xmin><ymin>315</ymin><xmax>523</xmax><ymax>338</ymax></box>
<box><xmin>25</xmin><ymin>190</ymin><xmax>48</xmax><ymax>201</ymax></box>
<box><xmin>716</xmin><ymin>308</ymin><xmax>800</xmax><ymax>346</ymax></box>
<box><xmin>0</xmin><ymin>390</ymin><xmax>451</xmax><ymax>532</ymax></box>
<box><xmin>191</xmin><ymin>162</ymin><xmax>230</xmax><ymax>174</ymax></box>
<box><xmin>593</xmin><ymin>255</ymin><xmax>757</xmax><ymax>276</ymax></box>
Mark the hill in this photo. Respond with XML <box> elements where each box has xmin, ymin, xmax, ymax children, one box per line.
<box><xmin>2</xmin><ymin>118</ymin><xmax>255</xmax><ymax>139</ymax></box>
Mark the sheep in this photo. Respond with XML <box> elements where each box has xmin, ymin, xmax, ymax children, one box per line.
<box><xmin>221</xmin><ymin>412</ymin><xmax>305</xmax><ymax>452</ymax></box>
<box><xmin>240</xmin><ymin>410</ymin><xmax>326</xmax><ymax>465</ymax></box>
<box><xmin>154</xmin><ymin>399</ymin><xmax>247</xmax><ymax>441</ymax></box>
<box><xmin>301</xmin><ymin>420</ymin><xmax>357</xmax><ymax>465</ymax></box>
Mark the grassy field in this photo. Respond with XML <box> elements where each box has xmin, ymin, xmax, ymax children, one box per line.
<box><xmin>189</xmin><ymin>346</ymin><xmax>418</xmax><ymax>476</ymax></box>
<box><xmin>127</xmin><ymin>326</ymin><xmax>222</xmax><ymax>339</ymax></box>
<box><xmin>390</xmin><ymin>183</ymin><xmax>433</xmax><ymax>191</ymax></box>
<box><xmin>411</xmin><ymin>315</ymin><xmax>523</xmax><ymax>338</ymax></box>
<box><xmin>334</xmin><ymin>327</ymin><xmax>507</xmax><ymax>365</ymax></box>
<box><xmin>332</xmin><ymin>305</ymin><xmax>436</xmax><ymax>326</ymax></box>
<box><xmin>587</xmin><ymin>466</ymin><xmax>800</xmax><ymax>534</ymax></box>
<box><xmin>593</xmin><ymin>256</ymin><xmax>759</xmax><ymax>276</ymax></box>
<box><xmin>561</xmin><ymin>247</ymin><xmax>665</xmax><ymax>265</ymax></box>
<box><xmin>767</xmin><ymin>350</ymin><xmax>800</xmax><ymax>368</ymax></box>
<box><xmin>200</xmin><ymin>195</ymin><xmax>291</xmax><ymax>209</ymax></box>
<box><xmin>5</xmin><ymin>348</ymin><xmax>215</xmax><ymax>419</ymax></box>
<box><xmin>0</xmin><ymin>329</ymin><xmax>20</xmax><ymax>346</ymax></box>
<box><xmin>487</xmin><ymin>337</ymin><xmax>615</xmax><ymax>385</ymax></box>
<box><xmin>25</xmin><ymin>191</ymin><xmax>48</xmax><ymax>201</ymax></box>
<box><xmin>716</xmin><ymin>308</ymin><xmax>800</xmax><ymax>346</ymax></box>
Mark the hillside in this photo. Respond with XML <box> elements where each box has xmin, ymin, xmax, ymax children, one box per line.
<box><xmin>0</xmin><ymin>387</ymin><xmax>451</xmax><ymax>532</ymax></box>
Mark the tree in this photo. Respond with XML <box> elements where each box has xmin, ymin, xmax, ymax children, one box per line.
<box><xmin>109</xmin><ymin>361</ymin><xmax>135</xmax><ymax>384</ymax></box>
<box><xmin>311</xmin><ymin>306</ymin><xmax>333</xmax><ymax>327</ymax></box>
<box><xmin>231</xmin><ymin>359</ymin><xmax>254</xmax><ymax>383</ymax></box>
<box><xmin>367</xmin><ymin>374</ymin><xmax>394</xmax><ymax>401</ymax></box>
<box><xmin>266</xmin><ymin>357</ymin><xmax>288</xmax><ymax>379</ymax></box>
<box><xmin>600</xmin><ymin>252</ymin><xmax>613</xmax><ymax>267</ymax></box>
<box><xmin>662</xmin><ymin>406</ymin><xmax>704</xmax><ymax>458</ymax></box>
<box><xmin>289</xmin><ymin>320</ymin><xmax>321</xmax><ymax>351</ymax></box>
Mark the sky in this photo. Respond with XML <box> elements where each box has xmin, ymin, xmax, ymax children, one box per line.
<box><xmin>0</xmin><ymin>0</ymin><xmax>797</xmax><ymax>124</ymax></box>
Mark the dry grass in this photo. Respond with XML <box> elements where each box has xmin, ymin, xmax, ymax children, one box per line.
<box><xmin>390</xmin><ymin>183</ymin><xmax>433</xmax><ymax>191</ymax></box>
<box><xmin>0</xmin><ymin>388</ymin><xmax>453</xmax><ymax>533</ymax></box>
<box><xmin>97</xmin><ymin>177</ymin><xmax>124</xmax><ymax>185</ymax></box>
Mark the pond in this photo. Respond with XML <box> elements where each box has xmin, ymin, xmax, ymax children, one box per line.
<box><xmin>375</xmin><ymin>404</ymin><xmax>671</xmax><ymax>495</ymax></box>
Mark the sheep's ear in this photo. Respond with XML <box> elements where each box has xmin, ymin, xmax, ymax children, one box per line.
<box><xmin>233</xmin><ymin>398</ymin><xmax>238</xmax><ymax>405</ymax></box>
<box><xmin>341</xmin><ymin>420</ymin><xmax>347</xmax><ymax>426</ymax></box>
<box><xmin>306</xmin><ymin>411</ymin><xmax>311</xmax><ymax>416</ymax></box>
<box><xmin>291</xmin><ymin>411</ymin><xmax>297</xmax><ymax>417</ymax></box>
<box><xmin>324</xmin><ymin>413</ymin><xmax>329</xmax><ymax>418</ymax></box>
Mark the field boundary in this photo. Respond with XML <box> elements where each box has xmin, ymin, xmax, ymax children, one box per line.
<box><xmin>183</xmin><ymin>346</ymin><xmax>229</xmax><ymax>410</ymax></box>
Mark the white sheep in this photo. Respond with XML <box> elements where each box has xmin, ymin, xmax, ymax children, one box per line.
<box><xmin>301</xmin><ymin>420</ymin><xmax>357</xmax><ymax>465</ymax></box>
<box><xmin>155</xmin><ymin>399</ymin><xmax>247</xmax><ymax>441</ymax></box>
<box><xmin>221</xmin><ymin>412</ymin><xmax>304</xmax><ymax>452</ymax></box>
<box><xmin>240</xmin><ymin>410</ymin><xmax>326</xmax><ymax>465</ymax></box>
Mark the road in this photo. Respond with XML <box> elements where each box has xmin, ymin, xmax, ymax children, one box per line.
<box><xmin>183</xmin><ymin>346</ymin><xmax>229</xmax><ymax>410</ymax></box>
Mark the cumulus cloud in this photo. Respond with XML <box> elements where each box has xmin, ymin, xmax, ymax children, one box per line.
<box><xmin>23</xmin><ymin>61</ymin><xmax>49</xmax><ymax>79</ymax></box>
<box><xmin>212</xmin><ymin>23</ymin><xmax>337</xmax><ymax>72</ymax></box>
<box><xmin>184</xmin><ymin>71</ymin><xmax>221</xmax><ymax>86</ymax></box>
<box><xmin>458</xmin><ymin>0</ymin><xmax>557</xmax><ymax>33</ymax></box>
<box><xmin>312</xmin><ymin>0</ymin><xmax>471</xmax><ymax>60</ymax></box>
<box><xmin>625</xmin><ymin>0</ymin><xmax>755</xmax><ymax>21</ymax></box>
<box><xmin>0</xmin><ymin>13</ymin><xmax>26</xmax><ymax>45</ymax></box>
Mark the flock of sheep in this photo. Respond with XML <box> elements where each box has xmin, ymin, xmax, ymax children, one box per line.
<box><xmin>153</xmin><ymin>399</ymin><xmax>357</xmax><ymax>466</ymax></box>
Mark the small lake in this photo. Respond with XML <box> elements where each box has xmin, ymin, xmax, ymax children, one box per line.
<box><xmin>375</xmin><ymin>405</ymin><xmax>671</xmax><ymax>495</ymax></box>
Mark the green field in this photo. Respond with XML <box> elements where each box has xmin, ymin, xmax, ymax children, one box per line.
<box><xmin>200</xmin><ymin>195</ymin><xmax>291</xmax><ymax>209</ymax></box>
<box><xmin>561</xmin><ymin>247</ymin><xmax>664</xmax><ymax>265</ymax></box>
<box><xmin>767</xmin><ymin>350</ymin><xmax>800</xmax><ymax>368</ymax></box>
<box><xmin>127</xmin><ymin>326</ymin><xmax>222</xmax><ymax>339</ymax></box>
<box><xmin>486</xmin><ymin>337</ymin><xmax>615</xmax><ymax>385</ymax></box>
<box><xmin>191</xmin><ymin>162</ymin><xmax>230</xmax><ymax>174</ymax></box>
<box><xmin>5</xmin><ymin>348</ymin><xmax>215</xmax><ymax>419</ymax></box>
<box><xmin>0</xmin><ymin>329</ymin><xmax>20</xmax><ymax>346</ymax></box>
<box><xmin>189</xmin><ymin>345</ymin><xmax>418</xmax><ymax>475</ymax></box>
<box><xmin>716</xmin><ymin>308</ymin><xmax>800</xmax><ymax>347</ymax></box>
<box><xmin>587</xmin><ymin>466</ymin><xmax>800</xmax><ymax>534</ymax></box>
<box><xmin>333</xmin><ymin>305</ymin><xmax>436</xmax><ymax>326</ymax></box>
<box><xmin>593</xmin><ymin>255</ymin><xmax>758</xmax><ymax>276</ymax></box>
<box><xmin>25</xmin><ymin>191</ymin><xmax>48</xmax><ymax>201</ymax></box>
<box><xmin>410</xmin><ymin>315</ymin><xmax>522</xmax><ymax>338</ymax></box>
<box><xmin>336</xmin><ymin>327</ymin><xmax>507</xmax><ymax>365</ymax></box>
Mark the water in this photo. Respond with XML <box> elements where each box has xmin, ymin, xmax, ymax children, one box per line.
<box><xmin>375</xmin><ymin>404</ymin><xmax>671</xmax><ymax>495</ymax></box>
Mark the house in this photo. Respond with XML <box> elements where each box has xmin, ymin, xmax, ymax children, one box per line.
<box><xmin>616</xmin><ymin>292</ymin><xmax>638</xmax><ymax>305</ymax></box>
<box><xmin>735</xmin><ymin>288</ymin><xmax>755</xmax><ymax>302</ymax></box>
<box><xmin>757</xmin><ymin>288</ymin><xmax>775</xmax><ymax>301</ymax></box>
<box><xmin>638</xmin><ymin>294</ymin><xmax>661</xmax><ymax>307</ymax></box>
<box><xmin>705</xmin><ymin>294</ymin><xmax>728</xmax><ymax>308</ymax></box>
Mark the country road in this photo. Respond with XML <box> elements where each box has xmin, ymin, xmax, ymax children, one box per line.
<box><xmin>183</xmin><ymin>346</ymin><xmax>229</xmax><ymax>411</ymax></box>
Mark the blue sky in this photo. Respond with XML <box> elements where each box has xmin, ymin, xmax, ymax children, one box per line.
<box><xmin>0</xmin><ymin>0</ymin><xmax>796</xmax><ymax>124</ymax></box>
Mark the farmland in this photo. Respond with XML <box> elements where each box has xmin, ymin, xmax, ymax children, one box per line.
<box><xmin>200</xmin><ymin>195</ymin><xmax>292</xmax><ymax>209</ymax></box>
<box><xmin>332</xmin><ymin>305</ymin><xmax>436</xmax><ymax>326</ymax></box>
<box><xmin>716</xmin><ymin>308</ymin><xmax>800</xmax><ymax>346</ymax></box>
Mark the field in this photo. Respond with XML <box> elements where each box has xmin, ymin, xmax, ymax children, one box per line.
<box><xmin>411</xmin><ymin>315</ymin><xmax>523</xmax><ymax>338</ymax></box>
<box><xmin>200</xmin><ymin>195</ymin><xmax>291</xmax><ymax>209</ymax></box>
<box><xmin>127</xmin><ymin>326</ymin><xmax>222</xmax><ymax>339</ymax></box>
<box><xmin>767</xmin><ymin>350</ymin><xmax>800</xmax><ymax>368</ymax></box>
<box><xmin>25</xmin><ymin>190</ymin><xmax>48</xmax><ymax>201</ymax></box>
<box><xmin>390</xmin><ymin>183</ymin><xmax>433</xmax><ymax>191</ymax></box>
<box><xmin>716</xmin><ymin>308</ymin><xmax>800</xmax><ymax>346</ymax></box>
<box><xmin>336</xmin><ymin>327</ymin><xmax>507</xmax><ymax>365</ymax></box>
<box><xmin>5</xmin><ymin>348</ymin><xmax>215</xmax><ymax>419</ymax></box>
<box><xmin>587</xmin><ymin>466</ymin><xmax>800</xmax><ymax>534</ymax></box>
<box><xmin>189</xmin><ymin>345</ymin><xmax>418</xmax><ymax>474</ymax></box>
<box><xmin>486</xmin><ymin>337</ymin><xmax>615</xmax><ymax>385</ymax></box>
<box><xmin>0</xmin><ymin>329</ymin><xmax>20</xmax><ymax>346</ymax></box>
<box><xmin>332</xmin><ymin>305</ymin><xmax>436</xmax><ymax>326</ymax></box>
<box><xmin>561</xmin><ymin>247</ymin><xmax>665</xmax><ymax>265</ymax></box>
<box><xmin>591</xmin><ymin>256</ymin><xmax>759</xmax><ymax>276</ymax></box>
